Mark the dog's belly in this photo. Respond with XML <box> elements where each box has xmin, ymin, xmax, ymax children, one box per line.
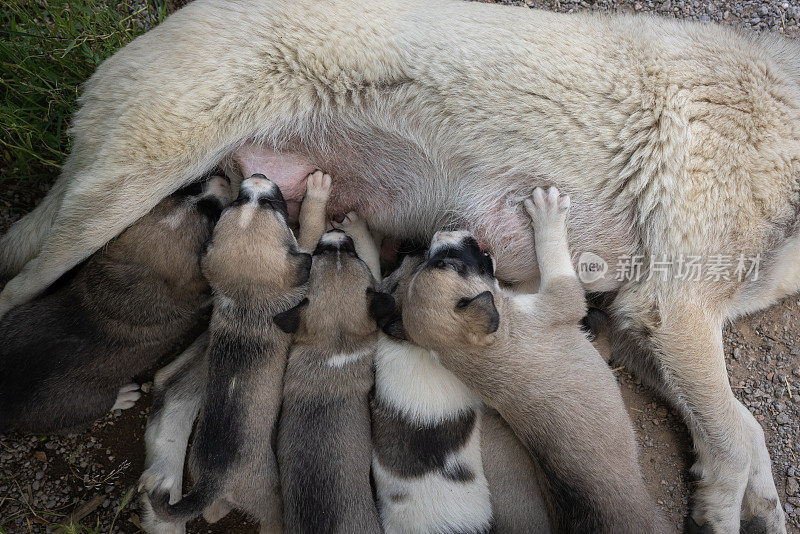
<box><xmin>232</xmin><ymin>143</ymin><xmax>632</xmax><ymax>289</ymax></box>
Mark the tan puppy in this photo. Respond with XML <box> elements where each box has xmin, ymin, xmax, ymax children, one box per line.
<box><xmin>0</xmin><ymin>176</ymin><xmax>229</xmax><ymax>434</ymax></box>
<box><xmin>146</xmin><ymin>173</ymin><xmax>329</xmax><ymax>532</ymax></box>
<box><xmin>399</xmin><ymin>187</ymin><xmax>668</xmax><ymax>534</ymax></box>
<box><xmin>277</xmin><ymin>218</ymin><xmax>391</xmax><ymax>534</ymax></box>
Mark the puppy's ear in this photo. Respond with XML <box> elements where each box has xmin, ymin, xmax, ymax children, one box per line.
<box><xmin>367</xmin><ymin>288</ymin><xmax>396</xmax><ymax>324</ymax></box>
<box><xmin>292</xmin><ymin>252</ymin><xmax>313</xmax><ymax>286</ymax></box>
<box><xmin>456</xmin><ymin>291</ymin><xmax>499</xmax><ymax>335</ymax></box>
<box><xmin>381</xmin><ymin>311</ymin><xmax>407</xmax><ymax>340</ymax></box>
<box><xmin>273</xmin><ymin>298</ymin><xmax>309</xmax><ymax>334</ymax></box>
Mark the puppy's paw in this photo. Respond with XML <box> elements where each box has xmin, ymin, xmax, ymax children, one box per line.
<box><xmin>332</xmin><ymin>211</ymin><xmax>369</xmax><ymax>237</ymax></box>
<box><xmin>524</xmin><ymin>186</ymin><xmax>570</xmax><ymax>231</ymax></box>
<box><xmin>305</xmin><ymin>170</ymin><xmax>332</xmax><ymax>202</ymax></box>
<box><xmin>138</xmin><ymin>466</ymin><xmax>176</xmax><ymax>495</ymax></box>
<box><xmin>111</xmin><ymin>383</ymin><xmax>141</xmax><ymax>411</ymax></box>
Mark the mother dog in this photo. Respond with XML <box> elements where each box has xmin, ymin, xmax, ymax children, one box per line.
<box><xmin>1</xmin><ymin>0</ymin><xmax>798</xmax><ymax>531</ymax></box>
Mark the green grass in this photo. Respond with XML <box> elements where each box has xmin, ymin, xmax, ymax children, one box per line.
<box><xmin>0</xmin><ymin>0</ymin><xmax>168</xmax><ymax>198</ymax></box>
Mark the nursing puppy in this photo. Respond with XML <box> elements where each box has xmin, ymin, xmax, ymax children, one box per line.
<box><xmin>376</xmin><ymin>252</ymin><xmax>550</xmax><ymax>534</ymax></box>
<box><xmin>399</xmin><ymin>188</ymin><xmax>667</xmax><ymax>534</ymax></box>
<box><xmin>4</xmin><ymin>1</ymin><xmax>799</xmax><ymax>529</ymax></box>
<box><xmin>147</xmin><ymin>174</ymin><xmax>327</xmax><ymax>531</ymax></box>
<box><xmin>480</xmin><ymin>408</ymin><xmax>551</xmax><ymax>534</ymax></box>
<box><xmin>372</xmin><ymin>252</ymin><xmax>494</xmax><ymax>534</ymax></box>
<box><xmin>0</xmin><ymin>176</ymin><xmax>229</xmax><ymax>434</ymax></box>
<box><xmin>277</xmin><ymin>219</ymin><xmax>390</xmax><ymax>534</ymax></box>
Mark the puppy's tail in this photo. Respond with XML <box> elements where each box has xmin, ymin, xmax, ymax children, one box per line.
<box><xmin>148</xmin><ymin>476</ymin><xmax>218</xmax><ymax>523</ymax></box>
<box><xmin>579</xmin><ymin>307</ymin><xmax>609</xmax><ymax>342</ymax></box>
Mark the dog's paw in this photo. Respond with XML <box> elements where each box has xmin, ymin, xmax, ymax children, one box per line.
<box><xmin>524</xmin><ymin>186</ymin><xmax>570</xmax><ymax>228</ymax></box>
<box><xmin>332</xmin><ymin>211</ymin><xmax>369</xmax><ymax>237</ymax></box>
<box><xmin>111</xmin><ymin>383</ymin><xmax>141</xmax><ymax>411</ymax></box>
<box><xmin>305</xmin><ymin>170</ymin><xmax>332</xmax><ymax>202</ymax></box>
<box><xmin>740</xmin><ymin>499</ymin><xmax>787</xmax><ymax>534</ymax></box>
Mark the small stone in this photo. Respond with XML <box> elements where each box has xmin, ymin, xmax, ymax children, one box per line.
<box><xmin>788</xmin><ymin>476</ymin><xmax>799</xmax><ymax>496</ymax></box>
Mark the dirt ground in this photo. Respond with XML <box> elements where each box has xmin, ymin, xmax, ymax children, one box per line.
<box><xmin>1</xmin><ymin>0</ymin><xmax>800</xmax><ymax>533</ymax></box>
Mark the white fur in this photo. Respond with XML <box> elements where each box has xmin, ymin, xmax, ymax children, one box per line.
<box><xmin>160</xmin><ymin>208</ymin><xmax>188</xmax><ymax>230</ymax></box>
<box><xmin>374</xmin><ymin>336</ymin><xmax>481</xmax><ymax>424</ymax></box>
<box><xmin>111</xmin><ymin>383</ymin><xmax>141</xmax><ymax>411</ymax></box>
<box><xmin>373</xmin><ymin>421</ymin><xmax>492</xmax><ymax>534</ymax></box>
<box><xmin>139</xmin><ymin>335</ymin><xmax>206</xmax><ymax>534</ymax></box>
<box><xmin>429</xmin><ymin>230</ymin><xmax>470</xmax><ymax>257</ymax></box>
<box><xmin>327</xmin><ymin>347</ymin><xmax>371</xmax><ymax>368</ymax></box>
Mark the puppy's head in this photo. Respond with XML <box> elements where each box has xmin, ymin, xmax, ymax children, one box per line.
<box><xmin>271</xmin><ymin>230</ymin><xmax>395</xmax><ymax>349</ymax></box>
<box><xmin>202</xmin><ymin>175</ymin><xmax>312</xmax><ymax>303</ymax></box>
<box><xmin>108</xmin><ymin>175</ymin><xmax>230</xmax><ymax>286</ymax></box>
<box><xmin>399</xmin><ymin>229</ymin><xmax>501</xmax><ymax>349</ymax></box>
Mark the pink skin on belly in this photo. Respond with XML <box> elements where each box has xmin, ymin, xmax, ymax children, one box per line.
<box><xmin>232</xmin><ymin>143</ymin><xmax>318</xmax><ymax>225</ymax></box>
<box><xmin>230</xmin><ymin>143</ymin><xmax>541</xmax><ymax>276</ymax></box>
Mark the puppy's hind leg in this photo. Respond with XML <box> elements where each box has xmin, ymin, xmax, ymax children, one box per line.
<box><xmin>110</xmin><ymin>383</ymin><xmax>142</xmax><ymax>411</ymax></box>
<box><xmin>139</xmin><ymin>334</ymin><xmax>207</xmax><ymax>534</ymax></box>
<box><xmin>297</xmin><ymin>170</ymin><xmax>332</xmax><ymax>252</ymax></box>
<box><xmin>202</xmin><ymin>499</ymin><xmax>233</xmax><ymax>523</ymax></box>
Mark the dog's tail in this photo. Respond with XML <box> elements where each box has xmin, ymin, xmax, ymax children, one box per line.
<box><xmin>148</xmin><ymin>475</ymin><xmax>218</xmax><ymax>523</ymax></box>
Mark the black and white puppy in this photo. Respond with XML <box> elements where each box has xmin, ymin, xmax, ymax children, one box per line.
<box><xmin>371</xmin><ymin>253</ymin><xmax>494</xmax><ymax>534</ymax></box>
<box><xmin>0</xmin><ymin>176</ymin><xmax>229</xmax><ymax>434</ymax></box>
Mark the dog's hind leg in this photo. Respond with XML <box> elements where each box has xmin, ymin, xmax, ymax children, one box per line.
<box><xmin>0</xmin><ymin>140</ymin><xmax>226</xmax><ymax>318</ymax></box>
<box><xmin>739</xmin><ymin>400</ymin><xmax>785</xmax><ymax>534</ymax></box>
<box><xmin>611</xmin><ymin>288</ymin><xmax>785</xmax><ymax>534</ymax></box>
<box><xmin>139</xmin><ymin>334</ymin><xmax>207</xmax><ymax>534</ymax></box>
<box><xmin>0</xmin><ymin>177</ymin><xmax>67</xmax><ymax>281</ymax></box>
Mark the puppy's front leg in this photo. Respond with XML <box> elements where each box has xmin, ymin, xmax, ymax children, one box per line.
<box><xmin>334</xmin><ymin>212</ymin><xmax>381</xmax><ymax>280</ymax></box>
<box><xmin>297</xmin><ymin>171</ymin><xmax>331</xmax><ymax>252</ymax></box>
<box><xmin>139</xmin><ymin>333</ymin><xmax>207</xmax><ymax>534</ymax></box>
